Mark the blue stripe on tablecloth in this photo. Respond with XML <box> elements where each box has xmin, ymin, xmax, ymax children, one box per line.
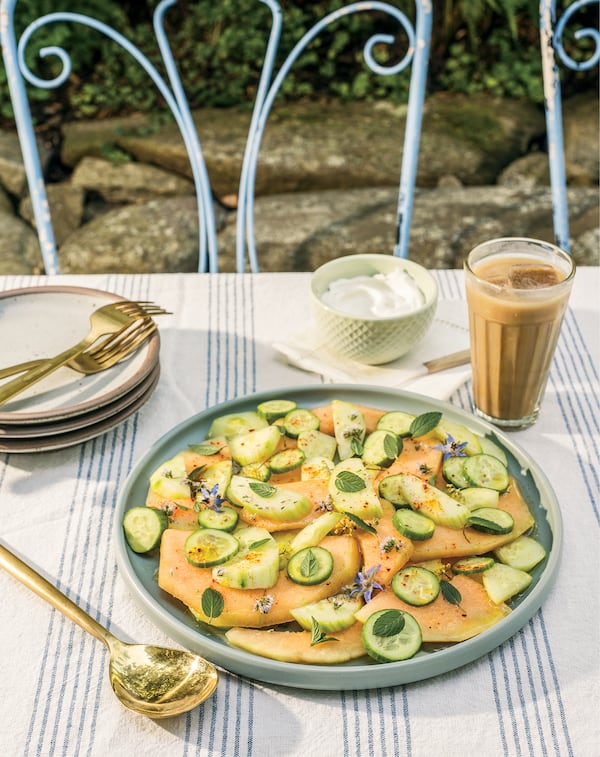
<box><xmin>517</xmin><ymin>626</ymin><xmax>548</xmax><ymax>753</ymax></box>
<box><xmin>247</xmin><ymin>275</ymin><xmax>257</xmax><ymax>396</ymax></box>
<box><xmin>508</xmin><ymin>634</ymin><xmax>535</xmax><ymax>754</ymax></box>
<box><xmin>20</xmin><ymin>275</ymin><xmax>159</xmax><ymax>754</ymax></box>
<box><xmin>551</xmin><ymin>309</ymin><xmax>600</xmax><ymax>525</ymax></box>
<box><xmin>25</xmin><ymin>436</ymin><xmax>102</xmax><ymax>754</ymax></box>
<box><xmin>537</xmin><ymin>614</ymin><xmax>575</xmax><ymax>757</ymax></box>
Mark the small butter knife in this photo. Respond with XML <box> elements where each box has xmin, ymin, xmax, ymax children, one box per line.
<box><xmin>423</xmin><ymin>348</ymin><xmax>471</xmax><ymax>374</ymax></box>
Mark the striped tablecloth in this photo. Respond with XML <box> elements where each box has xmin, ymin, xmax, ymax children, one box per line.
<box><xmin>0</xmin><ymin>269</ymin><xmax>598</xmax><ymax>757</ymax></box>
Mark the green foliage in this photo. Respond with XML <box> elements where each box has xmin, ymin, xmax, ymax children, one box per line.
<box><xmin>0</xmin><ymin>0</ymin><xmax>596</xmax><ymax>125</ymax></box>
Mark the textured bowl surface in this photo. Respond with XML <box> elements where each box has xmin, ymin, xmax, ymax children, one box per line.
<box><xmin>310</xmin><ymin>254</ymin><xmax>438</xmax><ymax>364</ymax></box>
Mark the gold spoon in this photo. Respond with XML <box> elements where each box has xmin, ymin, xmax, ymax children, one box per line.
<box><xmin>0</xmin><ymin>543</ymin><xmax>218</xmax><ymax>718</ymax></box>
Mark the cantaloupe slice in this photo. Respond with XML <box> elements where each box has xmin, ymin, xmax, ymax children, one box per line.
<box><xmin>146</xmin><ymin>491</ymin><xmax>198</xmax><ymax>528</ymax></box>
<box><xmin>410</xmin><ymin>480</ymin><xmax>535</xmax><ymax>561</ymax></box>
<box><xmin>158</xmin><ymin>531</ymin><xmax>360</xmax><ymax>628</ymax></box>
<box><xmin>179</xmin><ymin>441</ymin><xmax>232</xmax><ymax>472</ymax></box>
<box><xmin>375</xmin><ymin>435</ymin><xmax>443</xmax><ymax>486</ymax></box>
<box><xmin>310</xmin><ymin>403</ymin><xmax>385</xmax><ymax>436</ymax></box>
<box><xmin>225</xmin><ymin>621</ymin><xmax>366</xmax><ymax>664</ymax></box>
<box><xmin>354</xmin><ymin>574</ymin><xmax>510</xmax><ymax>642</ymax></box>
<box><xmin>354</xmin><ymin>500</ymin><xmax>413</xmax><ymax>585</ymax></box>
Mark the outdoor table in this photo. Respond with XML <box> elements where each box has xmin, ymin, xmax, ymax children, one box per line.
<box><xmin>0</xmin><ymin>268</ymin><xmax>597</xmax><ymax>757</ymax></box>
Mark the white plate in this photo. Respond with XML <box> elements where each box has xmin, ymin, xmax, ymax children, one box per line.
<box><xmin>0</xmin><ymin>363</ymin><xmax>160</xmax><ymax>439</ymax></box>
<box><xmin>0</xmin><ymin>366</ymin><xmax>160</xmax><ymax>453</ymax></box>
<box><xmin>0</xmin><ymin>286</ymin><xmax>159</xmax><ymax>424</ymax></box>
<box><xmin>114</xmin><ymin>385</ymin><xmax>562</xmax><ymax>691</ymax></box>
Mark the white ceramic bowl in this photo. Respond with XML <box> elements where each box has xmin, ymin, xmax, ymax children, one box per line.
<box><xmin>310</xmin><ymin>254</ymin><xmax>438</xmax><ymax>365</ymax></box>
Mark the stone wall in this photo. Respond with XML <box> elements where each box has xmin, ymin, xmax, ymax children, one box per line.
<box><xmin>0</xmin><ymin>93</ymin><xmax>597</xmax><ymax>274</ymax></box>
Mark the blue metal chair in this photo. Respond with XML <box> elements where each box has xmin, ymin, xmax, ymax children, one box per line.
<box><xmin>539</xmin><ymin>0</ymin><xmax>599</xmax><ymax>253</ymax></box>
<box><xmin>0</xmin><ymin>0</ymin><xmax>431</xmax><ymax>273</ymax></box>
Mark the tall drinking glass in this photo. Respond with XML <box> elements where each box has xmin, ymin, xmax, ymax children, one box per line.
<box><xmin>464</xmin><ymin>237</ymin><xmax>575</xmax><ymax>430</ymax></box>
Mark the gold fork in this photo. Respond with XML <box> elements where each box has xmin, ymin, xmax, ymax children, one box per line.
<box><xmin>0</xmin><ymin>318</ymin><xmax>158</xmax><ymax>381</ymax></box>
<box><xmin>0</xmin><ymin>301</ymin><xmax>167</xmax><ymax>407</ymax></box>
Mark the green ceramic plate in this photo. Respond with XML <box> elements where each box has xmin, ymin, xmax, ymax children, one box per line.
<box><xmin>114</xmin><ymin>385</ymin><xmax>561</xmax><ymax>690</ymax></box>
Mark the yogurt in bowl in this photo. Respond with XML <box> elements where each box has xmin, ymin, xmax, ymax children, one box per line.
<box><xmin>310</xmin><ymin>254</ymin><xmax>438</xmax><ymax>365</ymax></box>
<box><xmin>320</xmin><ymin>269</ymin><xmax>424</xmax><ymax>318</ymax></box>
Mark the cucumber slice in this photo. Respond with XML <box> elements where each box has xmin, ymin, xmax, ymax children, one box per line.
<box><xmin>212</xmin><ymin>527</ymin><xmax>279</xmax><ymax>589</ymax></box>
<box><xmin>328</xmin><ymin>457</ymin><xmax>382</xmax><ymax>520</ymax></box>
<box><xmin>286</xmin><ymin>546</ymin><xmax>334</xmax><ymax>585</ymax></box>
<box><xmin>149</xmin><ymin>453</ymin><xmax>191</xmax><ymax>500</ymax></box>
<box><xmin>184</xmin><ymin>528</ymin><xmax>239</xmax><ymax>567</ymax></box>
<box><xmin>409</xmin><ymin>558</ymin><xmax>448</xmax><ymax>577</ymax></box>
<box><xmin>433</xmin><ymin>419</ymin><xmax>482</xmax><ymax>456</ymax></box>
<box><xmin>257</xmin><ymin>399</ymin><xmax>297</xmax><ymax>423</ymax></box>
<box><xmin>291</xmin><ymin>594</ymin><xmax>362</xmax><ymax>632</ymax></box>
<box><xmin>393</xmin><ymin>472</ymin><xmax>471</xmax><ymax>528</ymax></box>
<box><xmin>391</xmin><ymin>566</ymin><xmax>440</xmax><ymax>606</ymax></box>
<box><xmin>296</xmin><ymin>429</ymin><xmax>337</xmax><ymax>460</ymax></box>
<box><xmin>192</xmin><ymin>459</ymin><xmax>233</xmax><ymax>501</ymax></box>
<box><xmin>227</xmin><ymin>475</ymin><xmax>312</xmax><ymax>522</ymax></box>
<box><xmin>123</xmin><ymin>507</ymin><xmax>168</xmax><ymax>553</ymax></box>
<box><xmin>289</xmin><ymin>511</ymin><xmax>344</xmax><ymax>554</ymax></box>
<box><xmin>332</xmin><ymin>400</ymin><xmax>366</xmax><ymax>460</ymax></box>
<box><xmin>468</xmin><ymin>507</ymin><xmax>514</xmax><ymax>534</ymax></box>
<box><xmin>451</xmin><ymin>556</ymin><xmax>495</xmax><ymax>575</ymax></box>
<box><xmin>228</xmin><ymin>425</ymin><xmax>283</xmax><ymax>466</ymax></box>
<box><xmin>207</xmin><ymin>411</ymin><xmax>268</xmax><ymax>438</ymax></box>
<box><xmin>281</xmin><ymin>408</ymin><xmax>320</xmax><ymax>438</ymax></box>
<box><xmin>463</xmin><ymin>454</ymin><xmax>509</xmax><ymax>492</ymax></box>
<box><xmin>361</xmin><ymin>609</ymin><xmax>422</xmax><ymax>662</ymax></box>
<box><xmin>442</xmin><ymin>456</ymin><xmax>470</xmax><ymax>489</ymax></box>
<box><xmin>494</xmin><ymin>536</ymin><xmax>547</xmax><ymax>571</ymax></box>
<box><xmin>482</xmin><ymin>562</ymin><xmax>533</xmax><ymax>603</ymax></box>
<box><xmin>269</xmin><ymin>448</ymin><xmax>306</xmax><ymax>473</ymax></box>
<box><xmin>378</xmin><ymin>474</ymin><xmax>409</xmax><ymax>507</ymax></box>
<box><xmin>362</xmin><ymin>429</ymin><xmax>400</xmax><ymax>469</ymax></box>
<box><xmin>376</xmin><ymin>410</ymin><xmax>416</xmax><ymax>437</ymax></box>
<box><xmin>301</xmin><ymin>456</ymin><xmax>334</xmax><ymax>481</ymax></box>
<box><xmin>454</xmin><ymin>486</ymin><xmax>499</xmax><ymax>510</ymax></box>
<box><xmin>392</xmin><ymin>508</ymin><xmax>436</xmax><ymax>540</ymax></box>
<box><xmin>197</xmin><ymin>505</ymin><xmax>239</xmax><ymax>532</ymax></box>
<box><xmin>479</xmin><ymin>436</ymin><xmax>508</xmax><ymax>466</ymax></box>
<box><xmin>239</xmin><ymin>462</ymin><xmax>272</xmax><ymax>481</ymax></box>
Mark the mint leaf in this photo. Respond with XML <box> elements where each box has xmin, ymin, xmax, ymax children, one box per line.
<box><xmin>189</xmin><ymin>443</ymin><xmax>221</xmax><ymax>456</ymax></box>
<box><xmin>383</xmin><ymin>433</ymin><xmax>399</xmax><ymax>459</ymax></box>
<box><xmin>409</xmin><ymin>411</ymin><xmax>442</xmax><ymax>438</ymax></box>
<box><xmin>201</xmin><ymin>587</ymin><xmax>224</xmax><ymax>619</ymax></box>
<box><xmin>350</xmin><ymin>437</ymin><xmax>364</xmax><ymax>456</ymax></box>
<box><xmin>344</xmin><ymin>511</ymin><xmax>377</xmax><ymax>534</ymax></box>
<box><xmin>440</xmin><ymin>579</ymin><xmax>462</xmax><ymax>605</ymax></box>
<box><xmin>310</xmin><ymin>617</ymin><xmax>338</xmax><ymax>646</ymax></box>
<box><xmin>372</xmin><ymin>609</ymin><xmax>406</xmax><ymax>637</ymax></box>
<box><xmin>249</xmin><ymin>481</ymin><xmax>277</xmax><ymax>498</ymax></box>
<box><xmin>301</xmin><ymin>549</ymin><xmax>319</xmax><ymax>578</ymax></box>
<box><xmin>335</xmin><ymin>470</ymin><xmax>366</xmax><ymax>493</ymax></box>
<box><xmin>248</xmin><ymin>538</ymin><xmax>271</xmax><ymax>550</ymax></box>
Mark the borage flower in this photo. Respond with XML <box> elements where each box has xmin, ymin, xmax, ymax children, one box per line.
<box><xmin>199</xmin><ymin>483</ymin><xmax>226</xmax><ymax>512</ymax></box>
<box><xmin>434</xmin><ymin>434</ymin><xmax>468</xmax><ymax>460</ymax></box>
<box><xmin>345</xmin><ymin>565</ymin><xmax>383</xmax><ymax>603</ymax></box>
<box><xmin>380</xmin><ymin>536</ymin><xmax>402</xmax><ymax>554</ymax></box>
<box><xmin>254</xmin><ymin>595</ymin><xmax>275</xmax><ymax>614</ymax></box>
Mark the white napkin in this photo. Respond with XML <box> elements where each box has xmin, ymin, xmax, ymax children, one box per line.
<box><xmin>273</xmin><ymin>299</ymin><xmax>472</xmax><ymax>400</ymax></box>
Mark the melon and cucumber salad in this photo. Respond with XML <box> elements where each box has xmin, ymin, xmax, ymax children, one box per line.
<box><xmin>122</xmin><ymin>398</ymin><xmax>547</xmax><ymax>666</ymax></box>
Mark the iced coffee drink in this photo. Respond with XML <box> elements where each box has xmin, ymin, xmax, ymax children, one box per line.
<box><xmin>464</xmin><ymin>238</ymin><xmax>575</xmax><ymax>429</ymax></box>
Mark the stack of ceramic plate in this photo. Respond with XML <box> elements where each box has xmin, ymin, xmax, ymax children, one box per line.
<box><xmin>0</xmin><ymin>286</ymin><xmax>160</xmax><ymax>453</ymax></box>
